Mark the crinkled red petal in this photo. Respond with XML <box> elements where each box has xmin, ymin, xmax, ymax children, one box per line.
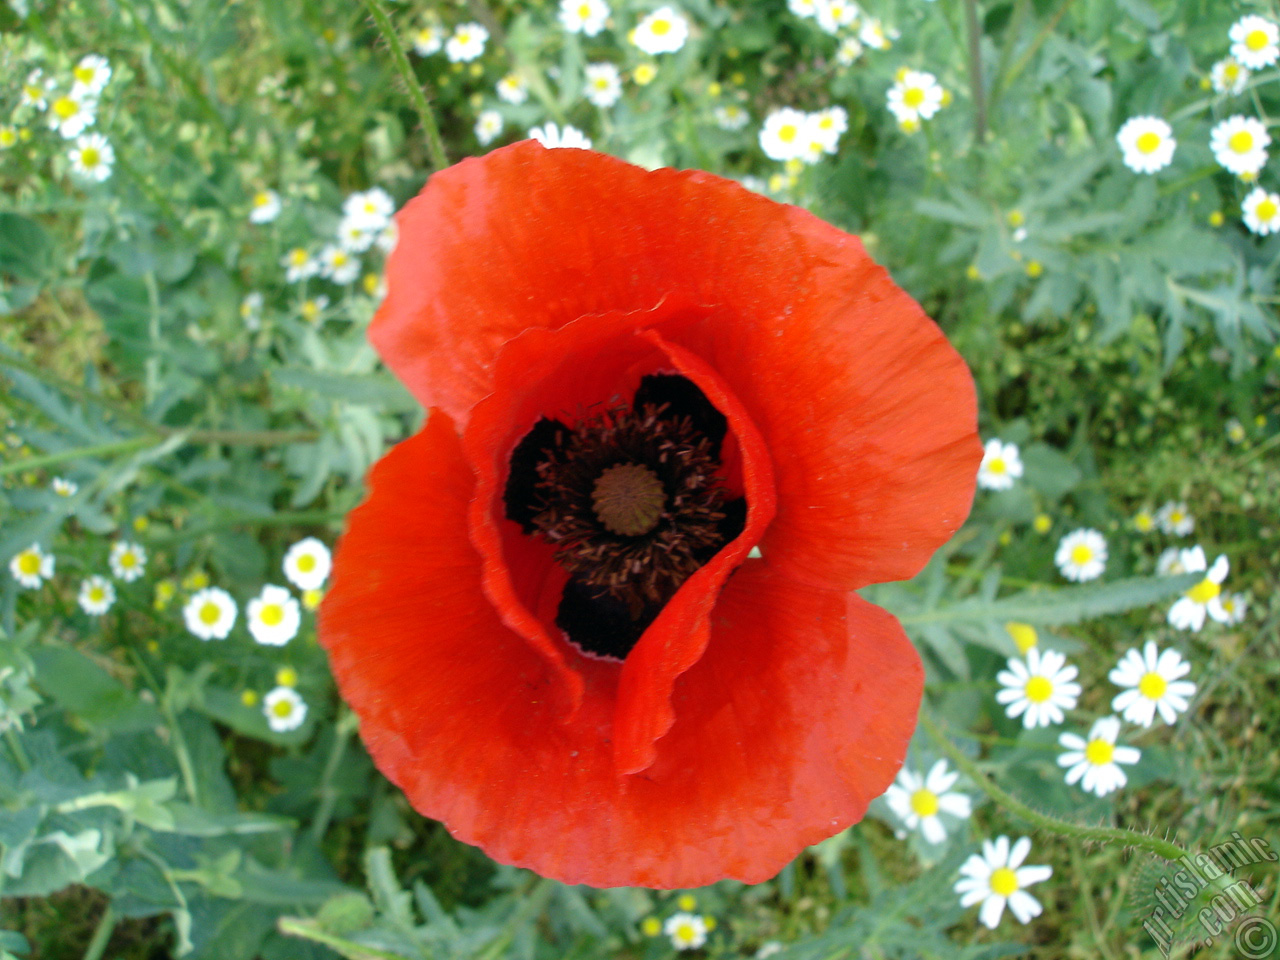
<box><xmin>460</xmin><ymin>305</ymin><xmax>776</xmax><ymax>775</ymax></box>
<box><xmin>319</xmin><ymin>413</ymin><xmax>921</xmax><ymax>888</ymax></box>
<box><xmin>373</xmin><ymin>142</ymin><xmax>979</xmax><ymax>592</ymax></box>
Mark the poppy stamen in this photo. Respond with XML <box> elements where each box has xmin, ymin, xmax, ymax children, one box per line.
<box><xmin>504</xmin><ymin>374</ymin><xmax>746</xmax><ymax>659</ymax></box>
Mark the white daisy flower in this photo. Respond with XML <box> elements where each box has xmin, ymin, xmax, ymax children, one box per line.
<box><xmin>411</xmin><ymin>24</ymin><xmax>444</xmax><ymax>56</ymax></box>
<box><xmin>814</xmin><ymin>0</ymin><xmax>860</xmax><ymax>35</ymax></box>
<box><xmin>300</xmin><ymin>295</ymin><xmax>329</xmax><ymax>324</ymax></box>
<box><xmin>1109</xmin><ymin>641</ymin><xmax>1196</xmax><ymax>727</ymax></box>
<box><xmin>1057</xmin><ymin>716</ymin><xmax>1140</xmax><ymax>797</ymax></box>
<box><xmin>1154</xmin><ymin>500</ymin><xmax>1194</xmax><ymax>536</ymax></box>
<box><xmin>247</xmin><ymin>584</ymin><xmax>302</xmax><ymax>646</ymax></box>
<box><xmin>788</xmin><ymin>0</ymin><xmax>817</xmax><ymax>18</ymax></box>
<box><xmin>319</xmin><ymin>245</ymin><xmax>360</xmax><ymax>284</ymax></box>
<box><xmin>836</xmin><ymin>35</ymin><xmax>864</xmax><ymax>65</ymax></box>
<box><xmin>858</xmin><ymin>17</ymin><xmax>894</xmax><ymax>49</ymax></box>
<box><xmin>1230</xmin><ymin>15</ymin><xmax>1279</xmax><ymax>71</ymax></box>
<box><xmin>1242</xmin><ymin>186</ymin><xmax>1280</xmax><ymax>236</ymax></box>
<box><xmin>1210</xmin><ymin>57</ymin><xmax>1250</xmax><ymax>96</ymax></box>
<box><xmin>109</xmin><ymin>541</ymin><xmax>147</xmax><ymax>582</ymax></box>
<box><xmin>584</xmin><ymin>62</ymin><xmax>623</xmax><ymax>108</ymax></box>
<box><xmin>884</xmin><ymin>759</ymin><xmax>971</xmax><ymax>844</ymax></box>
<box><xmin>248</xmin><ymin>189</ymin><xmax>282</xmax><ymax>224</ymax></box>
<box><xmin>71</xmin><ymin>55</ymin><xmax>112</xmax><ymax>98</ymax></box>
<box><xmin>52</xmin><ymin>477</ymin><xmax>78</xmax><ymax>496</ymax></box>
<box><xmin>68</xmin><ymin>132</ymin><xmax>114</xmax><ymax>182</ymax></box>
<box><xmin>1156</xmin><ymin>546</ymin><xmax>1186</xmax><ymax>576</ymax></box>
<box><xmin>337</xmin><ymin>218</ymin><xmax>378</xmax><ymax>254</ymax></box>
<box><xmin>283</xmin><ymin>537</ymin><xmax>331</xmax><ymax>591</ymax></box>
<box><xmin>1216</xmin><ymin>591</ymin><xmax>1248</xmax><ymax>625</ymax></box>
<box><xmin>1167</xmin><ymin>547</ymin><xmax>1229</xmax><ymax>632</ymax></box>
<box><xmin>759</xmin><ymin>107</ymin><xmax>808</xmax><ymax>161</ymax></box>
<box><xmin>282</xmin><ymin>247</ymin><xmax>319</xmax><ymax>283</ymax></box>
<box><xmin>375</xmin><ymin>221</ymin><xmax>398</xmax><ymax>254</ymax></box>
<box><xmin>263</xmin><ymin>685</ymin><xmax>308</xmax><ymax>732</ymax></box>
<box><xmin>663</xmin><ymin>913</ymin><xmax>708</xmax><ymax>951</ymax></box>
<box><xmin>995</xmin><ymin>648</ymin><xmax>1081</xmax><ymax>728</ymax></box>
<box><xmin>9</xmin><ymin>544</ymin><xmax>54</xmax><ymax>589</ymax></box>
<box><xmin>47</xmin><ymin>90</ymin><xmax>97</xmax><ymax>139</ymax></box>
<box><xmin>714</xmin><ymin>104</ymin><xmax>749</xmax><ymax>130</ymax></box>
<box><xmin>475</xmin><ymin>109</ymin><xmax>504</xmax><ymax>146</ymax></box>
<box><xmin>632</xmin><ymin>6</ymin><xmax>689</xmax><ymax>55</ymax></box>
<box><xmin>955</xmin><ymin>836</ymin><xmax>1052</xmax><ymax>929</ymax></box>
<box><xmin>529</xmin><ymin>122</ymin><xmax>593</xmax><ymax>150</ymax></box>
<box><xmin>342</xmin><ymin>188</ymin><xmax>395</xmax><ymax>231</ymax></box>
<box><xmin>887</xmin><ymin>70</ymin><xmax>944</xmax><ymax>122</ymax></box>
<box><xmin>78</xmin><ymin>575</ymin><xmax>116</xmax><ymax>615</ymax></box>
<box><xmin>240</xmin><ymin>292</ymin><xmax>264</xmax><ymax>331</ymax></box>
<box><xmin>445</xmin><ymin>22</ymin><xmax>488</xmax><ymax>63</ymax></box>
<box><xmin>558</xmin><ymin>0</ymin><xmax>610</xmax><ymax>36</ymax></box>
<box><xmin>496</xmin><ymin>73</ymin><xmax>529</xmax><ymax>104</ymax></box>
<box><xmin>977</xmin><ymin>439</ymin><xmax>1023</xmax><ymax>490</ymax></box>
<box><xmin>20</xmin><ymin>69</ymin><xmax>53</xmax><ymax>109</ymax></box>
<box><xmin>1115</xmin><ymin>116</ymin><xmax>1176</xmax><ymax>174</ymax></box>
<box><xmin>1054</xmin><ymin>528</ymin><xmax>1107</xmax><ymax>582</ymax></box>
<box><xmin>1210</xmin><ymin>116</ymin><xmax>1270</xmax><ymax>177</ymax></box>
<box><xmin>184</xmin><ymin>587</ymin><xmax>237</xmax><ymax>641</ymax></box>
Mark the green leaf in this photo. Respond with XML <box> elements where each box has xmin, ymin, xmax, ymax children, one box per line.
<box><xmin>272</xmin><ymin>368</ymin><xmax>418</xmax><ymax>412</ymax></box>
<box><xmin>900</xmin><ymin>573</ymin><xmax>1199</xmax><ymax>629</ymax></box>
<box><xmin>29</xmin><ymin>646</ymin><xmax>162</xmax><ymax>733</ymax></box>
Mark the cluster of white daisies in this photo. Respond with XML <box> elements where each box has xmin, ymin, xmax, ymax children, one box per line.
<box><xmin>786</xmin><ymin>0</ymin><xmax>897</xmax><ymax>66</ymax></box>
<box><xmin>977</xmin><ymin>440</ymin><xmax>1246</xmax><ymax>630</ymax></box>
<box><xmin>5</xmin><ymin>55</ymin><xmax>116</xmax><ymax>183</ymax></box>
<box><xmin>1114</xmin><ymin>15</ymin><xmax>1280</xmax><ymax>235</ymax></box>
<box><xmin>251</xmin><ymin>187</ymin><xmax>396</xmax><ymax>299</ymax></box>
<box><xmin>758</xmin><ymin>106</ymin><xmax>848</xmax><ymax>162</ymax></box>
<box><xmin>8</xmin><ymin>524</ymin><xmax>331</xmax><ymax>735</ymax></box>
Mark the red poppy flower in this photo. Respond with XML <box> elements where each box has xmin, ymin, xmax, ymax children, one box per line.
<box><xmin>319</xmin><ymin>141</ymin><xmax>980</xmax><ymax>889</ymax></box>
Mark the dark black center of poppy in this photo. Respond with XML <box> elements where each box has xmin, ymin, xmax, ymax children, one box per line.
<box><xmin>503</xmin><ymin>374</ymin><xmax>747</xmax><ymax>660</ymax></box>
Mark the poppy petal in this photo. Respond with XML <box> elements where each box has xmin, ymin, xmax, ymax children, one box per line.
<box><xmin>323</xmin><ymin>422</ymin><xmax>921</xmax><ymax>886</ymax></box>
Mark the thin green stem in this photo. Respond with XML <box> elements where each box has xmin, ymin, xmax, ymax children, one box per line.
<box><xmin>0</xmin><ymin>436</ymin><xmax>154</xmax><ymax>478</ymax></box>
<box><xmin>0</xmin><ymin>351</ymin><xmax>161</xmax><ymax>435</ymax></box>
<box><xmin>277</xmin><ymin>917</ymin><xmax>409</xmax><ymax>960</ymax></box>
<box><xmin>963</xmin><ymin>0</ymin><xmax>987</xmax><ymax>143</ymax></box>
<box><xmin>82</xmin><ymin>905</ymin><xmax>116</xmax><ymax>960</ymax></box>
<box><xmin>359</xmin><ymin>0</ymin><xmax>449</xmax><ymax>171</ymax></box>
<box><xmin>998</xmin><ymin>0</ymin><xmax>1080</xmax><ymax>98</ymax></box>
<box><xmin>310</xmin><ymin>709</ymin><xmax>359</xmax><ymax>844</ymax></box>
<box><xmin>5</xmin><ymin>728</ymin><xmax>30</xmax><ymax>773</ymax></box>
<box><xmin>919</xmin><ymin>710</ymin><xmax>1192</xmax><ymax>862</ymax></box>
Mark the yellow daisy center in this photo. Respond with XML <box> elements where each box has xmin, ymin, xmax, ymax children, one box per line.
<box><xmin>903</xmin><ymin>87</ymin><xmax>925</xmax><ymax>108</ymax></box>
<box><xmin>578</xmin><ymin>3</ymin><xmax>590</xmax><ymax>16</ymax></box>
<box><xmin>1024</xmin><ymin>675</ymin><xmax>1053</xmax><ymax>703</ymax></box>
<box><xmin>1085</xmin><ymin>738</ymin><xmax>1114</xmax><ymax>766</ymax></box>
<box><xmin>120</xmin><ymin>552</ymin><xmax>137</xmax><ymax>569</ymax></box>
<box><xmin>1230</xmin><ymin>130</ymin><xmax>1254</xmax><ymax>153</ymax></box>
<box><xmin>23</xmin><ymin>84</ymin><xmax>41</xmax><ymax>100</ymax></box>
<box><xmin>0</xmin><ymin>129</ymin><xmax>15</xmax><ymax>147</ymax></box>
<box><xmin>199</xmin><ymin>601</ymin><xmax>221</xmax><ymax>625</ymax></box>
<box><xmin>74</xmin><ymin>65</ymin><xmax>96</xmax><ymax>84</ymax></box>
<box><xmin>296</xmin><ymin>554</ymin><xmax>317</xmax><ymax>573</ymax></box>
<box><xmin>1256</xmin><ymin>198</ymin><xmax>1279</xmax><ymax>221</ymax></box>
<box><xmin>1135</xmin><ymin>131</ymin><xmax>1161</xmax><ymax>154</ymax></box>
<box><xmin>88</xmin><ymin>586</ymin><xmax>105</xmax><ymax>602</ymax></box>
<box><xmin>989</xmin><ymin>867</ymin><xmax>1019</xmax><ymax>897</ymax></box>
<box><xmin>259</xmin><ymin>603</ymin><xmax>285</xmax><ymax>627</ymax></box>
<box><xmin>81</xmin><ymin>147</ymin><xmax>101</xmax><ymax>166</ymax></box>
<box><xmin>276</xmin><ymin>666</ymin><xmax>298</xmax><ymax>686</ymax></box>
<box><xmin>1224</xmin><ymin>62</ymin><xmax>1241</xmax><ymax>79</ymax></box>
<box><xmin>651</xmin><ymin>18</ymin><xmax>671</xmax><ymax>35</ymax></box>
<box><xmin>1246</xmin><ymin>28</ymin><xmax>1269</xmax><ymax>51</ymax></box>
<box><xmin>778</xmin><ymin>123</ymin><xmax>797</xmax><ymax>143</ymax></box>
<box><xmin>672</xmin><ymin>922</ymin><xmax>697</xmax><ymax>945</ymax></box>
<box><xmin>1070</xmin><ymin>544</ymin><xmax>1093</xmax><ymax>565</ymax></box>
<box><xmin>987</xmin><ymin>457</ymin><xmax>1007</xmax><ymax>474</ymax></box>
<box><xmin>17</xmin><ymin>552</ymin><xmax>40</xmax><ymax>576</ymax></box>
<box><xmin>254</xmin><ymin>192</ymin><xmax>272</xmax><ymax>207</ymax></box>
<box><xmin>272</xmin><ymin>699</ymin><xmax>294</xmax><ymax>718</ymax></box>
<box><xmin>1135</xmin><ymin>513</ymin><xmax>1153</xmax><ymax>531</ymax></box>
<box><xmin>1138</xmin><ymin>671</ymin><xmax>1168</xmax><ymax>700</ymax></box>
<box><xmin>910</xmin><ymin>788</ymin><xmax>939</xmax><ymax>817</ymax></box>
<box><xmin>52</xmin><ymin>97</ymin><xmax>79</xmax><ymax>120</ymax></box>
<box><xmin>289</xmin><ymin>249</ymin><xmax>308</xmax><ymax>266</ymax></box>
<box><xmin>1187</xmin><ymin>578</ymin><xmax>1220</xmax><ymax>604</ymax></box>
